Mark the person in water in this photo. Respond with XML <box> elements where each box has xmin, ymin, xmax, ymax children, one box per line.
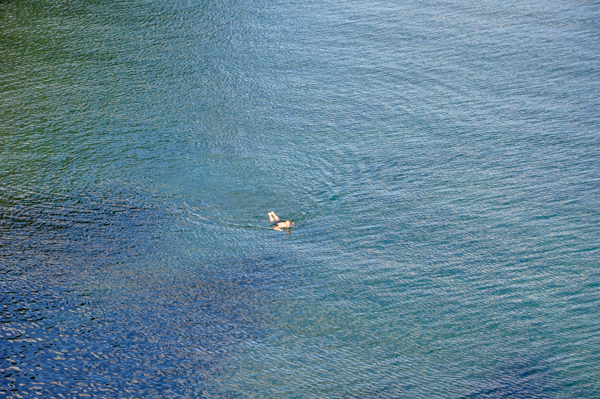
<box><xmin>268</xmin><ymin>211</ymin><xmax>294</xmax><ymax>230</ymax></box>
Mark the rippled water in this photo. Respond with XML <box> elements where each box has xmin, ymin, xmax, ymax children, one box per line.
<box><xmin>1</xmin><ymin>0</ymin><xmax>599</xmax><ymax>397</ymax></box>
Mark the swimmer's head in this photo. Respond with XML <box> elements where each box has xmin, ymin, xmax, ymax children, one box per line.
<box><xmin>284</xmin><ymin>220</ymin><xmax>293</xmax><ymax>228</ymax></box>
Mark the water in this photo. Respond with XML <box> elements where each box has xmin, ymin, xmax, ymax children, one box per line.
<box><xmin>1</xmin><ymin>0</ymin><xmax>599</xmax><ymax>397</ymax></box>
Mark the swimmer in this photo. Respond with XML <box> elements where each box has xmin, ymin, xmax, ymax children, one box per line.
<box><xmin>268</xmin><ymin>211</ymin><xmax>294</xmax><ymax>230</ymax></box>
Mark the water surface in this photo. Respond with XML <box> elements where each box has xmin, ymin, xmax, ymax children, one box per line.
<box><xmin>1</xmin><ymin>0</ymin><xmax>599</xmax><ymax>397</ymax></box>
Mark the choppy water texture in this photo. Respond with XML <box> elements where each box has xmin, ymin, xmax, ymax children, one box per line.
<box><xmin>1</xmin><ymin>0</ymin><xmax>599</xmax><ymax>397</ymax></box>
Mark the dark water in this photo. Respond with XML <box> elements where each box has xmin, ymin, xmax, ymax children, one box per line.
<box><xmin>1</xmin><ymin>0</ymin><xmax>599</xmax><ymax>397</ymax></box>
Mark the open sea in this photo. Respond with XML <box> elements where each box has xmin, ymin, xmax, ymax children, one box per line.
<box><xmin>1</xmin><ymin>0</ymin><xmax>599</xmax><ymax>397</ymax></box>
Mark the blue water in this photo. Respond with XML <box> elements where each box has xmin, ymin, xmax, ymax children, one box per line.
<box><xmin>1</xmin><ymin>0</ymin><xmax>599</xmax><ymax>397</ymax></box>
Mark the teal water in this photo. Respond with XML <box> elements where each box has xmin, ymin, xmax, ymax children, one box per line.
<box><xmin>1</xmin><ymin>0</ymin><xmax>599</xmax><ymax>397</ymax></box>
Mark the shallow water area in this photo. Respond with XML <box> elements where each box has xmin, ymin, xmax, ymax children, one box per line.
<box><xmin>1</xmin><ymin>0</ymin><xmax>599</xmax><ymax>397</ymax></box>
